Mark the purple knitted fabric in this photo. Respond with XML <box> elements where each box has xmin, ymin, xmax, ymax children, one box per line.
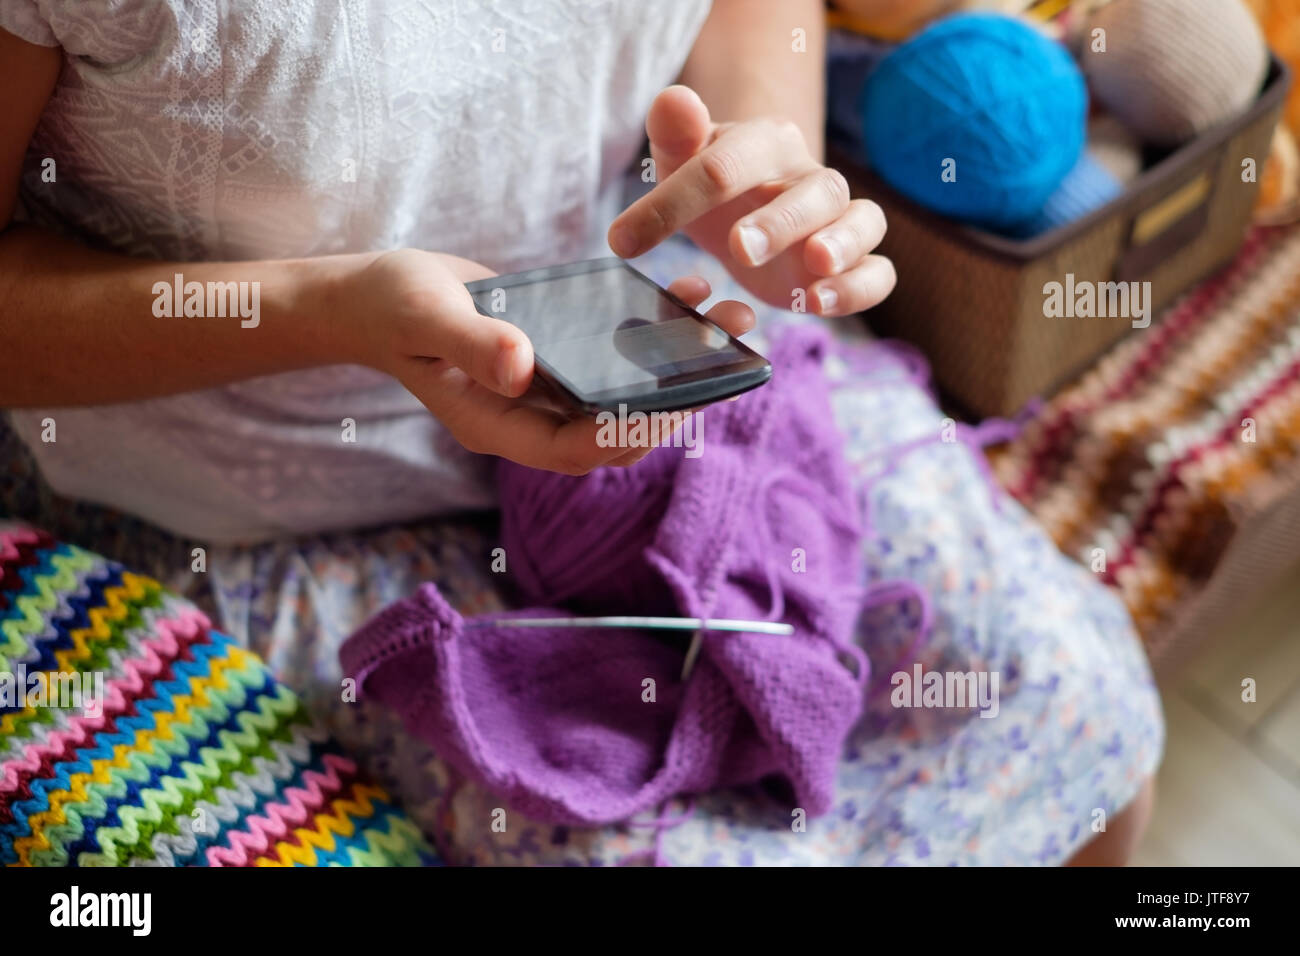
<box><xmin>340</xmin><ymin>327</ymin><xmax>867</xmax><ymax>825</ymax></box>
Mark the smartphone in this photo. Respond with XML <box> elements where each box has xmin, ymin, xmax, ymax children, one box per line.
<box><xmin>465</xmin><ymin>258</ymin><xmax>772</xmax><ymax>414</ymax></box>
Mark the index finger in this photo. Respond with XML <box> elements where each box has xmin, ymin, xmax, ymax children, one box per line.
<box><xmin>607</xmin><ymin>119</ymin><xmax>814</xmax><ymax>259</ymax></box>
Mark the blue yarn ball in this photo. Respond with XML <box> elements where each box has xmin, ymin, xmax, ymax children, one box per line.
<box><xmin>859</xmin><ymin>13</ymin><xmax>1088</xmax><ymax>229</ymax></box>
<box><xmin>1001</xmin><ymin>152</ymin><xmax>1123</xmax><ymax>239</ymax></box>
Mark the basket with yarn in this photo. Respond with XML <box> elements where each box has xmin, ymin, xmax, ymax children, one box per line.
<box><xmin>827</xmin><ymin>0</ymin><xmax>1287</xmax><ymax>417</ymax></box>
<box><xmin>842</xmin><ymin>0</ymin><xmax>1273</xmax><ymax>239</ymax></box>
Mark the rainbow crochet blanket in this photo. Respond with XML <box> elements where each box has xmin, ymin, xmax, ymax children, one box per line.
<box><xmin>0</xmin><ymin>525</ymin><xmax>438</xmax><ymax>867</ymax></box>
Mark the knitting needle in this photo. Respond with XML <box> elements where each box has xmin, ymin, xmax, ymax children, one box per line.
<box><xmin>486</xmin><ymin>616</ymin><xmax>794</xmax><ymax>635</ymax></box>
<box><xmin>482</xmin><ymin>616</ymin><xmax>794</xmax><ymax>682</ymax></box>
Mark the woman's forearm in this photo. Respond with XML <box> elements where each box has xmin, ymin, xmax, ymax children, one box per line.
<box><xmin>0</xmin><ymin>224</ymin><xmax>365</xmax><ymax>407</ymax></box>
<box><xmin>681</xmin><ymin>0</ymin><xmax>827</xmax><ymax>159</ymax></box>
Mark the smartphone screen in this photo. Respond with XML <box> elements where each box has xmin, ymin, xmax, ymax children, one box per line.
<box><xmin>465</xmin><ymin>258</ymin><xmax>770</xmax><ymax>412</ymax></box>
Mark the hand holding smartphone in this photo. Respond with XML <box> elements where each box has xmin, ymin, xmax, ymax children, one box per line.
<box><xmin>465</xmin><ymin>258</ymin><xmax>771</xmax><ymax>415</ymax></box>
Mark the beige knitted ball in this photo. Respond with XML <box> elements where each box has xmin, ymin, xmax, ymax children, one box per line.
<box><xmin>1082</xmin><ymin>0</ymin><xmax>1270</xmax><ymax>147</ymax></box>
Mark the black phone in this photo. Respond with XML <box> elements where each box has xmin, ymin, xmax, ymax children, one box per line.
<box><xmin>465</xmin><ymin>258</ymin><xmax>772</xmax><ymax>414</ymax></box>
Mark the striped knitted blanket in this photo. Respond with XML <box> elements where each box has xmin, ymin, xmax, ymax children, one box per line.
<box><xmin>993</xmin><ymin>223</ymin><xmax>1300</xmax><ymax>665</ymax></box>
<box><xmin>0</xmin><ymin>524</ymin><xmax>438</xmax><ymax>867</ymax></box>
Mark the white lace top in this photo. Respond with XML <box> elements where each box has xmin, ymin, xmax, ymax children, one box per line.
<box><xmin>2</xmin><ymin>0</ymin><xmax>711</xmax><ymax>543</ymax></box>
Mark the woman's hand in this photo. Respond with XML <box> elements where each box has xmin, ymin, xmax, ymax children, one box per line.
<box><xmin>608</xmin><ymin>86</ymin><xmax>895</xmax><ymax>317</ymax></box>
<box><xmin>341</xmin><ymin>248</ymin><xmax>754</xmax><ymax>475</ymax></box>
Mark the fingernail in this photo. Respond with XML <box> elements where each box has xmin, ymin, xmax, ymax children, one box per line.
<box><xmin>610</xmin><ymin>225</ymin><xmax>639</xmax><ymax>258</ymax></box>
<box><xmin>818</xmin><ymin>233</ymin><xmax>844</xmax><ymax>272</ymax></box>
<box><xmin>816</xmin><ymin>286</ymin><xmax>839</xmax><ymax>313</ymax></box>
<box><xmin>737</xmin><ymin>225</ymin><xmax>769</xmax><ymax>265</ymax></box>
<box><xmin>496</xmin><ymin>342</ymin><xmax>517</xmax><ymax>394</ymax></box>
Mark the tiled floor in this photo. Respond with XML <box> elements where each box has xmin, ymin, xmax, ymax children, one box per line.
<box><xmin>1131</xmin><ymin>560</ymin><xmax>1300</xmax><ymax>866</ymax></box>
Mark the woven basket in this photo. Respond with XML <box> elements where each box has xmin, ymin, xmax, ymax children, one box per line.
<box><xmin>835</xmin><ymin>56</ymin><xmax>1291</xmax><ymax>418</ymax></box>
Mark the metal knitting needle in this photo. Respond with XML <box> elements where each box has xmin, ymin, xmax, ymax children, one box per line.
<box><xmin>483</xmin><ymin>616</ymin><xmax>794</xmax><ymax>681</ymax></box>
<box><xmin>487</xmin><ymin>616</ymin><xmax>794</xmax><ymax>635</ymax></box>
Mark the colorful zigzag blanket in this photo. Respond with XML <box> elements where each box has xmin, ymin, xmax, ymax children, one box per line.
<box><xmin>0</xmin><ymin>524</ymin><xmax>438</xmax><ymax>867</ymax></box>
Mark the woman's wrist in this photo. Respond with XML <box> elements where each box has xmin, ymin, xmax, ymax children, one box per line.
<box><xmin>284</xmin><ymin>250</ymin><xmax>385</xmax><ymax>370</ymax></box>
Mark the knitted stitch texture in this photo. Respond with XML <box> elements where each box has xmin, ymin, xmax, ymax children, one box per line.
<box><xmin>341</xmin><ymin>328</ymin><xmax>867</xmax><ymax>826</ymax></box>
<box><xmin>0</xmin><ymin>525</ymin><xmax>438</xmax><ymax>867</ymax></box>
